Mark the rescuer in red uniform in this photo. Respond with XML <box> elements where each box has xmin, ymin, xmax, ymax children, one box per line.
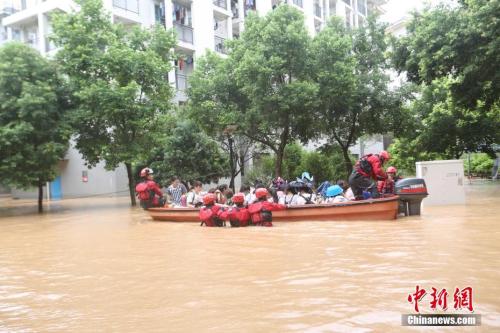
<box><xmin>198</xmin><ymin>193</ymin><xmax>225</xmax><ymax>227</ymax></box>
<box><xmin>348</xmin><ymin>151</ymin><xmax>391</xmax><ymax>200</ymax></box>
<box><xmin>135</xmin><ymin>168</ymin><xmax>165</xmax><ymax>209</ymax></box>
<box><xmin>248</xmin><ymin>188</ymin><xmax>286</xmax><ymax>227</ymax></box>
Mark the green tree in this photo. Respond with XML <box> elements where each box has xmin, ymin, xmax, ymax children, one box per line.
<box><xmin>187</xmin><ymin>52</ymin><xmax>256</xmax><ymax>192</ymax></box>
<box><xmin>0</xmin><ymin>43</ymin><xmax>71</xmax><ymax>212</ymax></box>
<box><xmin>52</xmin><ymin>0</ymin><xmax>176</xmax><ymax>206</ymax></box>
<box><xmin>312</xmin><ymin>17</ymin><xmax>396</xmax><ymax>175</ymax></box>
<box><xmin>147</xmin><ymin>119</ymin><xmax>229</xmax><ymax>186</ymax></box>
<box><xmin>228</xmin><ymin>5</ymin><xmax>319</xmax><ymax>176</ymax></box>
<box><xmin>399</xmin><ymin>78</ymin><xmax>500</xmax><ymax>159</ymax></box>
<box><xmin>392</xmin><ymin>0</ymin><xmax>499</xmax><ymax>109</ymax></box>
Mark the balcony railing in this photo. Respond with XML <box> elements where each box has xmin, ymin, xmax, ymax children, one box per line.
<box><xmin>214</xmin><ymin>36</ymin><xmax>227</xmax><ymax>54</ymax></box>
<box><xmin>176</xmin><ymin>73</ymin><xmax>189</xmax><ymax>91</ymax></box>
<box><xmin>213</xmin><ymin>0</ymin><xmax>227</xmax><ymax>10</ymax></box>
<box><xmin>292</xmin><ymin>0</ymin><xmax>303</xmax><ymax>7</ymax></box>
<box><xmin>174</xmin><ymin>22</ymin><xmax>193</xmax><ymax>44</ymax></box>
<box><xmin>112</xmin><ymin>0</ymin><xmax>139</xmax><ymax>14</ymax></box>
<box><xmin>314</xmin><ymin>4</ymin><xmax>321</xmax><ymax>17</ymax></box>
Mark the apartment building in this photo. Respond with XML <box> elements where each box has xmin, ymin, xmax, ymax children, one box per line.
<box><xmin>1</xmin><ymin>0</ymin><xmax>379</xmax><ymax>197</ymax></box>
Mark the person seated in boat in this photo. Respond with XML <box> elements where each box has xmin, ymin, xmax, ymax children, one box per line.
<box><xmin>239</xmin><ymin>184</ymin><xmax>252</xmax><ymax>205</ymax></box>
<box><xmin>186</xmin><ymin>181</ymin><xmax>205</xmax><ymax>208</ymax></box>
<box><xmin>165</xmin><ymin>176</ymin><xmax>188</xmax><ymax>206</ymax></box>
<box><xmin>295</xmin><ymin>182</ymin><xmax>316</xmax><ymax>205</ymax></box>
<box><xmin>248</xmin><ymin>188</ymin><xmax>286</xmax><ymax>227</ymax></box>
<box><xmin>135</xmin><ymin>168</ymin><xmax>166</xmax><ymax>209</ymax></box>
<box><xmin>224</xmin><ymin>192</ymin><xmax>250</xmax><ymax>227</ymax></box>
<box><xmin>199</xmin><ymin>193</ymin><xmax>225</xmax><ymax>227</ymax></box>
<box><xmin>225</xmin><ymin>189</ymin><xmax>234</xmax><ymax>205</ymax></box>
<box><xmin>214</xmin><ymin>184</ymin><xmax>228</xmax><ymax>204</ymax></box>
<box><xmin>348</xmin><ymin>150</ymin><xmax>390</xmax><ymax>200</ymax></box>
<box><xmin>278</xmin><ymin>184</ymin><xmax>296</xmax><ymax>205</ymax></box>
<box><xmin>377</xmin><ymin>166</ymin><xmax>401</xmax><ymax>195</ymax></box>
<box><xmin>324</xmin><ymin>185</ymin><xmax>349</xmax><ymax>203</ymax></box>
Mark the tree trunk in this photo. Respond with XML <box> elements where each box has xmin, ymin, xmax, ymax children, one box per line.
<box><xmin>125</xmin><ymin>162</ymin><xmax>137</xmax><ymax>206</ymax></box>
<box><xmin>38</xmin><ymin>181</ymin><xmax>43</xmax><ymax>213</ymax></box>
<box><xmin>275</xmin><ymin>147</ymin><xmax>284</xmax><ymax>177</ymax></box>
<box><xmin>228</xmin><ymin>135</ymin><xmax>236</xmax><ymax>193</ymax></box>
<box><xmin>341</xmin><ymin>146</ymin><xmax>353</xmax><ymax>176</ymax></box>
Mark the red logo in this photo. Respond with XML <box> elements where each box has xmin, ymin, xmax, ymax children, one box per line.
<box><xmin>408</xmin><ymin>286</ymin><xmax>474</xmax><ymax>313</ymax></box>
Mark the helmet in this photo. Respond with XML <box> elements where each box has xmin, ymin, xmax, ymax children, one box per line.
<box><xmin>379</xmin><ymin>151</ymin><xmax>391</xmax><ymax>161</ymax></box>
<box><xmin>326</xmin><ymin>185</ymin><xmax>343</xmax><ymax>198</ymax></box>
<box><xmin>140</xmin><ymin>167</ymin><xmax>153</xmax><ymax>177</ymax></box>
<box><xmin>387</xmin><ymin>166</ymin><xmax>397</xmax><ymax>174</ymax></box>
<box><xmin>301</xmin><ymin>172</ymin><xmax>313</xmax><ymax>182</ymax></box>
<box><xmin>232</xmin><ymin>192</ymin><xmax>245</xmax><ymax>204</ymax></box>
<box><xmin>203</xmin><ymin>193</ymin><xmax>216</xmax><ymax>205</ymax></box>
<box><xmin>255</xmin><ymin>188</ymin><xmax>269</xmax><ymax>199</ymax></box>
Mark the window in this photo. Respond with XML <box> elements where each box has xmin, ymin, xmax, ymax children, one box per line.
<box><xmin>357</xmin><ymin>0</ymin><xmax>366</xmax><ymax>16</ymax></box>
<box><xmin>292</xmin><ymin>0</ymin><xmax>303</xmax><ymax>8</ymax></box>
<box><xmin>154</xmin><ymin>2</ymin><xmax>165</xmax><ymax>26</ymax></box>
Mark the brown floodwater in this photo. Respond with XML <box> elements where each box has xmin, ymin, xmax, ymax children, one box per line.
<box><xmin>0</xmin><ymin>182</ymin><xmax>499</xmax><ymax>332</ymax></box>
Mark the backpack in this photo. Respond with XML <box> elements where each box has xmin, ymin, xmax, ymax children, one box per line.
<box><xmin>317</xmin><ymin>181</ymin><xmax>331</xmax><ymax>196</ymax></box>
<box><xmin>135</xmin><ymin>182</ymin><xmax>153</xmax><ymax>202</ymax></box>
<box><xmin>228</xmin><ymin>206</ymin><xmax>250</xmax><ymax>227</ymax></box>
<box><xmin>199</xmin><ymin>206</ymin><xmax>224</xmax><ymax>227</ymax></box>
<box><xmin>359</xmin><ymin>154</ymin><xmax>373</xmax><ymax>174</ymax></box>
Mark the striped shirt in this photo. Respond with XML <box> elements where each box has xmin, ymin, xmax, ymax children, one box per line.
<box><xmin>166</xmin><ymin>184</ymin><xmax>187</xmax><ymax>205</ymax></box>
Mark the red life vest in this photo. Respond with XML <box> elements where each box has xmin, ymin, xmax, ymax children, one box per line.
<box><xmin>199</xmin><ymin>206</ymin><xmax>224</xmax><ymax>227</ymax></box>
<box><xmin>248</xmin><ymin>202</ymin><xmax>273</xmax><ymax>227</ymax></box>
<box><xmin>228</xmin><ymin>206</ymin><xmax>250</xmax><ymax>227</ymax></box>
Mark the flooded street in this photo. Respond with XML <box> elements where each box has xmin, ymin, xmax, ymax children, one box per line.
<box><xmin>1</xmin><ymin>183</ymin><xmax>499</xmax><ymax>332</ymax></box>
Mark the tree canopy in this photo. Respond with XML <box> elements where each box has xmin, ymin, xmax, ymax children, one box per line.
<box><xmin>52</xmin><ymin>0</ymin><xmax>176</xmax><ymax>205</ymax></box>
<box><xmin>147</xmin><ymin>119</ymin><xmax>229</xmax><ymax>186</ymax></box>
<box><xmin>311</xmin><ymin>17</ymin><xmax>397</xmax><ymax>174</ymax></box>
<box><xmin>392</xmin><ymin>0</ymin><xmax>499</xmax><ymax>109</ymax></box>
<box><xmin>0</xmin><ymin>42</ymin><xmax>71</xmax><ymax>212</ymax></box>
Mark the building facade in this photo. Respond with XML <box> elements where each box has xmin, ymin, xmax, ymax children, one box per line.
<box><xmin>1</xmin><ymin>0</ymin><xmax>379</xmax><ymax>196</ymax></box>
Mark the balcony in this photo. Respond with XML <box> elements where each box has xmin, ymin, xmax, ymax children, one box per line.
<box><xmin>175</xmin><ymin>73</ymin><xmax>189</xmax><ymax>91</ymax></box>
<box><xmin>174</xmin><ymin>22</ymin><xmax>193</xmax><ymax>44</ymax></box>
<box><xmin>214</xmin><ymin>36</ymin><xmax>227</xmax><ymax>54</ymax></box>
<box><xmin>112</xmin><ymin>0</ymin><xmax>139</xmax><ymax>14</ymax></box>
<box><xmin>213</xmin><ymin>0</ymin><xmax>226</xmax><ymax>10</ymax></box>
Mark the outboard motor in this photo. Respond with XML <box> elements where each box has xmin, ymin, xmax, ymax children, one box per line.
<box><xmin>395</xmin><ymin>178</ymin><xmax>429</xmax><ymax>216</ymax></box>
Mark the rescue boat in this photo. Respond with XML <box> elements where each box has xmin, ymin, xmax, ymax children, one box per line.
<box><xmin>147</xmin><ymin>196</ymin><xmax>399</xmax><ymax>222</ymax></box>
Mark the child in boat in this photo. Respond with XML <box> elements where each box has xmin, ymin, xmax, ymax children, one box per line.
<box><xmin>135</xmin><ymin>168</ymin><xmax>166</xmax><ymax>209</ymax></box>
<box><xmin>186</xmin><ymin>181</ymin><xmax>205</xmax><ymax>208</ymax></box>
<box><xmin>279</xmin><ymin>185</ymin><xmax>296</xmax><ymax>205</ymax></box>
<box><xmin>295</xmin><ymin>184</ymin><xmax>316</xmax><ymax>205</ymax></box>
<box><xmin>248</xmin><ymin>188</ymin><xmax>286</xmax><ymax>227</ymax></box>
<box><xmin>324</xmin><ymin>185</ymin><xmax>349</xmax><ymax>203</ymax></box>
<box><xmin>214</xmin><ymin>184</ymin><xmax>228</xmax><ymax>204</ymax></box>
<box><xmin>377</xmin><ymin>166</ymin><xmax>401</xmax><ymax>195</ymax></box>
<box><xmin>224</xmin><ymin>192</ymin><xmax>250</xmax><ymax>227</ymax></box>
<box><xmin>199</xmin><ymin>193</ymin><xmax>225</xmax><ymax>227</ymax></box>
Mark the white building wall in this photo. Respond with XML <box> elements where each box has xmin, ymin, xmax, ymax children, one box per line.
<box><xmin>1</xmin><ymin>0</ymin><xmax>380</xmax><ymax>194</ymax></box>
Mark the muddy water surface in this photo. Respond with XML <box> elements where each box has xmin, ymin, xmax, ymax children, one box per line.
<box><xmin>1</xmin><ymin>183</ymin><xmax>499</xmax><ymax>332</ymax></box>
